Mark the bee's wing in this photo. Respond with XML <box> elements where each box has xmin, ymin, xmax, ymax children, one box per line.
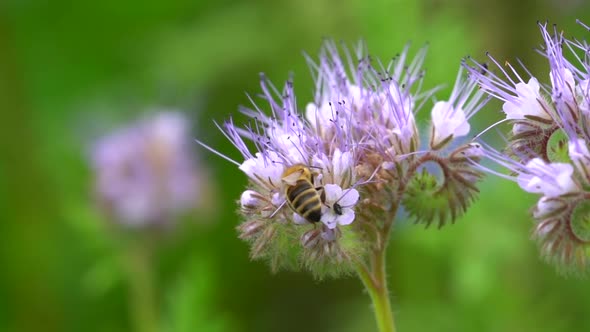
<box><xmin>281</xmin><ymin>169</ymin><xmax>303</xmax><ymax>186</ymax></box>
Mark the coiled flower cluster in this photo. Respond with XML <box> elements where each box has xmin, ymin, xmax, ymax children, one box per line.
<box><xmin>467</xmin><ymin>21</ymin><xmax>590</xmax><ymax>274</ymax></box>
<box><xmin>207</xmin><ymin>41</ymin><xmax>488</xmax><ymax>278</ymax></box>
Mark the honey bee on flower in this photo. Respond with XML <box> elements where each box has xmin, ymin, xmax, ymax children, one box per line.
<box><xmin>199</xmin><ymin>40</ymin><xmax>488</xmax><ymax>278</ymax></box>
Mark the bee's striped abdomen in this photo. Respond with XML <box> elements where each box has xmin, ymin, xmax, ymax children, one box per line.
<box><xmin>287</xmin><ymin>179</ymin><xmax>322</xmax><ymax>222</ymax></box>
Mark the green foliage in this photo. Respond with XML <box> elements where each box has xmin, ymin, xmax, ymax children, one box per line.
<box><xmin>165</xmin><ymin>257</ymin><xmax>234</xmax><ymax>332</ymax></box>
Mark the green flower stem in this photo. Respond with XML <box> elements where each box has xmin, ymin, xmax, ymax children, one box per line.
<box><xmin>356</xmin><ymin>247</ymin><xmax>396</xmax><ymax>332</ymax></box>
<box><xmin>126</xmin><ymin>238</ymin><xmax>159</xmax><ymax>332</ymax></box>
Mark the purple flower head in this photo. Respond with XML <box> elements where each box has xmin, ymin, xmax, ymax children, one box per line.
<box><xmin>204</xmin><ymin>40</ymin><xmax>488</xmax><ymax>277</ymax></box>
<box><xmin>468</xmin><ymin>21</ymin><xmax>590</xmax><ymax>274</ymax></box>
<box><xmin>304</xmin><ymin>42</ymin><xmax>424</xmax><ymax>156</ymax></box>
<box><xmin>92</xmin><ymin>112</ymin><xmax>202</xmax><ymax>228</ymax></box>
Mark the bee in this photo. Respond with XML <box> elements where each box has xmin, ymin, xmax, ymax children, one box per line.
<box><xmin>281</xmin><ymin>164</ymin><xmax>325</xmax><ymax>223</ymax></box>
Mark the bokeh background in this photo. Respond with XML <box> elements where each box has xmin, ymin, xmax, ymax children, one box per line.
<box><xmin>2</xmin><ymin>1</ymin><xmax>590</xmax><ymax>332</ymax></box>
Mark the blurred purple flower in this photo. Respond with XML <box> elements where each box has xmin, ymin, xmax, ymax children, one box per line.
<box><xmin>91</xmin><ymin>112</ymin><xmax>202</xmax><ymax>228</ymax></box>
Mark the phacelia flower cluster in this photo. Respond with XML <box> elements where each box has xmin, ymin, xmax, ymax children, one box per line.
<box><xmin>207</xmin><ymin>41</ymin><xmax>488</xmax><ymax>277</ymax></box>
<box><xmin>92</xmin><ymin>112</ymin><xmax>203</xmax><ymax>228</ymax></box>
<box><xmin>467</xmin><ymin>21</ymin><xmax>590</xmax><ymax>274</ymax></box>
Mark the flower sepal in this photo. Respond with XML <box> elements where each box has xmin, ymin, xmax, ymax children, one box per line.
<box><xmin>237</xmin><ymin>217</ymin><xmax>300</xmax><ymax>273</ymax></box>
<box><xmin>301</xmin><ymin>224</ymin><xmax>366</xmax><ymax>280</ymax></box>
<box><xmin>429</xmin><ymin>132</ymin><xmax>454</xmax><ymax>151</ymax></box>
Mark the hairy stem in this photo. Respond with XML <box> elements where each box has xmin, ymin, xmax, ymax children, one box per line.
<box><xmin>356</xmin><ymin>247</ymin><xmax>396</xmax><ymax>332</ymax></box>
<box><xmin>356</xmin><ymin>159</ymin><xmax>422</xmax><ymax>332</ymax></box>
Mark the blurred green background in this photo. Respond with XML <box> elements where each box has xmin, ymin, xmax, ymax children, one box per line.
<box><xmin>2</xmin><ymin>0</ymin><xmax>590</xmax><ymax>332</ymax></box>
